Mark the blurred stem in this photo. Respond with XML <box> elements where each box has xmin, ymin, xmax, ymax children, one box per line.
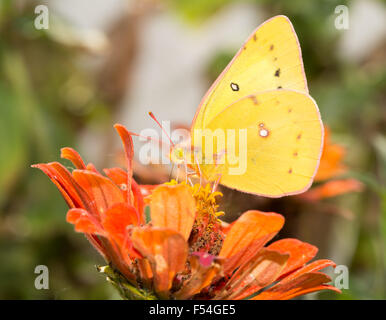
<box><xmin>97</xmin><ymin>265</ymin><xmax>157</xmax><ymax>300</ymax></box>
<box><xmin>2</xmin><ymin>48</ymin><xmax>52</xmax><ymax>156</ymax></box>
<box><xmin>379</xmin><ymin>190</ymin><xmax>386</xmax><ymax>288</ymax></box>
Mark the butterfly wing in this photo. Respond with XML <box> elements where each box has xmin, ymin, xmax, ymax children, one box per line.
<box><xmin>192</xmin><ymin>15</ymin><xmax>309</xmax><ymax>132</ymax></box>
<box><xmin>197</xmin><ymin>90</ymin><xmax>323</xmax><ymax>197</ymax></box>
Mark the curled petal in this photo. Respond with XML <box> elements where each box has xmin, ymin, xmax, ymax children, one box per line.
<box><xmin>72</xmin><ymin>170</ymin><xmax>124</xmax><ymax>218</ymax></box>
<box><xmin>280</xmin><ymin>259</ymin><xmax>336</xmax><ymax>283</ymax></box>
<box><xmin>103</xmin><ymin>167</ymin><xmax>127</xmax><ymax>186</ymax></box>
<box><xmin>137</xmin><ymin>258</ymin><xmax>154</xmax><ymax>289</ymax></box>
<box><xmin>32</xmin><ymin>163</ymin><xmax>76</xmax><ymax>208</ymax></box>
<box><xmin>61</xmin><ymin>147</ymin><xmax>87</xmax><ymax>170</ymax></box>
<box><xmin>175</xmin><ymin>253</ymin><xmax>223</xmax><ymax>300</ymax></box>
<box><xmin>140</xmin><ymin>185</ymin><xmax>159</xmax><ymax>197</ymax></box>
<box><xmin>300</xmin><ymin>179</ymin><xmax>364</xmax><ymax>201</ymax></box>
<box><xmin>219</xmin><ymin>210</ymin><xmax>284</xmax><ymax>274</ymax></box>
<box><xmin>221</xmin><ymin>248</ymin><xmax>289</xmax><ymax>300</ymax></box>
<box><xmin>253</xmin><ymin>259</ymin><xmax>339</xmax><ymax>300</ymax></box>
<box><xmin>268</xmin><ymin>238</ymin><xmax>318</xmax><ymax>278</ymax></box>
<box><xmin>104</xmin><ymin>167</ymin><xmax>145</xmax><ymax>223</ymax></box>
<box><xmin>150</xmin><ymin>184</ymin><xmax>196</xmax><ymax>241</ymax></box>
<box><xmin>102</xmin><ymin>203</ymin><xmax>139</xmax><ymax>249</ymax></box>
<box><xmin>132</xmin><ymin>227</ymin><xmax>188</xmax><ymax>297</ymax></box>
<box><xmin>315</xmin><ymin>127</ymin><xmax>347</xmax><ymax>181</ymax></box>
<box><xmin>86</xmin><ymin>163</ymin><xmax>99</xmax><ymax>173</ymax></box>
<box><xmin>253</xmin><ymin>272</ymin><xmax>340</xmax><ymax>300</ymax></box>
<box><xmin>114</xmin><ymin>124</ymin><xmax>134</xmax><ymax>204</ymax></box>
<box><xmin>66</xmin><ymin>208</ymin><xmax>103</xmax><ymax>235</ymax></box>
<box><xmin>32</xmin><ymin>162</ymin><xmax>95</xmax><ymax>214</ymax></box>
<box><xmin>220</xmin><ymin>220</ymin><xmax>233</xmax><ymax>235</ymax></box>
<box><xmin>131</xmin><ymin>180</ymin><xmax>145</xmax><ymax>224</ymax></box>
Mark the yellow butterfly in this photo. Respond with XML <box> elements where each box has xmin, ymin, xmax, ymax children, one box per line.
<box><xmin>171</xmin><ymin>15</ymin><xmax>323</xmax><ymax>198</ymax></box>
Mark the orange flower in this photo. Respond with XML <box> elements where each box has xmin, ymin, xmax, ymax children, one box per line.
<box><xmin>301</xmin><ymin>126</ymin><xmax>363</xmax><ymax>201</ymax></box>
<box><xmin>33</xmin><ymin>124</ymin><xmax>340</xmax><ymax>300</ymax></box>
<box><xmin>315</xmin><ymin>127</ymin><xmax>347</xmax><ymax>182</ymax></box>
<box><xmin>300</xmin><ymin>179</ymin><xmax>364</xmax><ymax>202</ymax></box>
<box><xmin>32</xmin><ymin>125</ymin><xmax>151</xmax><ymax>281</ymax></box>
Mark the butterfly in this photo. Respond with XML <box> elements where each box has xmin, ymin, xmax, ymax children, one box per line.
<box><xmin>167</xmin><ymin>15</ymin><xmax>323</xmax><ymax>198</ymax></box>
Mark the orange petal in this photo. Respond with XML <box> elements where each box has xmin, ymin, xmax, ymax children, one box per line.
<box><xmin>131</xmin><ymin>227</ymin><xmax>188</xmax><ymax>297</ymax></box>
<box><xmin>103</xmin><ymin>167</ymin><xmax>127</xmax><ymax>186</ymax></box>
<box><xmin>267</xmin><ymin>238</ymin><xmax>318</xmax><ymax>278</ymax></box>
<box><xmin>85</xmin><ymin>163</ymin><xmax>99</xmax><ymax>173</ymax></box>
<box><xmin>315</xmin><ymin>127</ymin><xmax>347</xmax><ymax>181</ymax></box>
<box><xmin>131</xmin><ymin>180</ymin><xmax>145</xmax><ymax>224</ymax></box>
<box><xmin>32</xmin><ymin>163</ymin><xmax>76</xmax><ymax>208</ymax></box>
<box><xmin>72</xmin><ymin>170</ymin><xmax>125</xmax><ymax>218</ymax></box>
<box><xmin>66</xmin><ymin>208</ymin><xmax>84</xmax><ymax>223</ymax></box>
<box><xmin>174</xmin><ymin>253</ymin><xmax>223</xmax><ymax>300</ymax></box>
<box><xmin>104</xmin><ymin>167</ymin><xmax>145</xmax><ymax>223</ymax></box>
<box><xmin>253</xmin><ymin>272</ymin><xmax>340</xmax><ymax>300</ymax></box>
<box><xmin>222</xmin><ymin>248</ymin><xmax>289</xmax><ymax>300</ymax></box>
<box><xmin>219</xmin><ymin>210</ymin><xmax>284</xmax><ymax>274</ymax></box>
<box><xmin>280</xmin><ymin>259</ymin><xmax>336</xmax><ymax>283</ymax></box>
<box><xmin>254</xmin><ymin>258</ymin><xmax>339</xmax><ymax>300</ymax></box>
<box><xmin>102</xmin><ymin>203</ymin><xmax>139</xmax><ymax>249</ymax></box>
<box><xmin>300</xmin><ymin>179</ymin><xmax>364</xmax><ymax>201</ymax></box>
<box><xmin>66</xmin><ymin>208</ymin><xmax>104</xmax><ymax>235</ymax></box>
<box><xmin>61</xmin><ymin>147</ymin><xmax>87</xmax><ymax>170</ymax></box>
<box><xmin>150</xmin><ymin>184</ymin><xmax>196</xmax><ymax>241</ymax></box>
<box><xmin>32</xmin><ymin>162</ymin><xmax>95</xmax><ymax>214</ymax></box>
<box><xmin>140</xmin><ymin>184</ymin><xmax>159</xmax><ymax>197</ymax></box>
<box><xmin>137</xmin><ymin>258</ymin><xmax>154</xmax><ymax>288</ymax></box>
<box><xmin>220</xmin><ymin>220</ymin><xmax>233</xmax><ymax>235</ymax></box>
<box><xmin>114</xmin><ymin>124</ymin><xmax>134</xmax><ymax>204</ymax></box>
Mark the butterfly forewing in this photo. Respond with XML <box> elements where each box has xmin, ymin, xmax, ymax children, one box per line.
<box><xmin>192</xmin><ymin>15</ymin><xmax>309</xmax><ymax>132</ymax></box>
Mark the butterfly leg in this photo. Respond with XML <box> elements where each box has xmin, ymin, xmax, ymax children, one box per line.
<box><xmin>212</xmin><ymin>173</ymin><xmax>222</xmax><ymax>193</ymax></box>
<box><xmin>169</xmin><ymin>162</ymin><xmax>175</xmax><ymax>181</ymax></box>
<box><xmin>193</xmin><ymin>150</ymin><xmax>203</xmax><ymax>190</ymax></box>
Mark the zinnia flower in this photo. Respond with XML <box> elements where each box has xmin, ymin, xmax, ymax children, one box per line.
<box><xmin>33</xmin><ymin>124</ymin><xmax>340</xmax><ymax>300</ymax></box>
<box><xmin>300</xmin><ymin>126</ymin><xmax>363</xmax><ymax>202</ymax></box>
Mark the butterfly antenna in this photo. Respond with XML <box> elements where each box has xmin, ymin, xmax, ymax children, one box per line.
<box><xmin>212</xmin><ymin>173</ymin><xmax>222</xmax><ymax>193</ymax></box>
<box><xmin>128</xmin><ymin>130</ymin><xmax>171</xmax><ymax>149</ymax></box>
<box><xmin>169</xmin><ymin>162</ymin><xmax>175</xmax><ymax>181</ymax></box>
<box><xmin>148</xmin><ymin>112</ymin><xmax>175</xmax><ymax>147</ymax></box>
<box><xmin>194</xmin><ymin>149</ymin><xmax>203</xmax><ymax>189</ymax></box>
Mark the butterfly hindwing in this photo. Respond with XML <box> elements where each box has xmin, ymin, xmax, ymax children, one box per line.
<box><xmin>199</xmin><ymin>90</ymin><xmax>323</xmax><ymax>197</ymax></box>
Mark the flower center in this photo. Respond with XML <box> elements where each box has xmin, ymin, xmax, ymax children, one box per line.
<box><xmin>188</xmin><ymin>183</ymin><xmax>224</xmax><ymax>256</ymax></box>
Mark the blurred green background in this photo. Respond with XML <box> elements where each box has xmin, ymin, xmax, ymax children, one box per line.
<box><xmin>0</xmin><ymin>0</ymin><xmax>385</xmax><ymax>299</ymax></box>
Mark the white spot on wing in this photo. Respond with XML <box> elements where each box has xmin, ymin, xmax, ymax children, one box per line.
<box><xmin>230</xmin><ymin>82</ymin><xmax>239</xmax><ymax>91</ymax></box>
<box><xmin>259</xmin><ymin>129</ymin><xmax>269</xmax><ymax>137</ymax></box>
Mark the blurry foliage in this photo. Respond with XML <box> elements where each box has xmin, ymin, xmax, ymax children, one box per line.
<box><xmin>168</xmin><ymin>0</ymin><xmax>234</xmax><ymax>24</ymax></box>
<box><xmin>0</xmin><ymin>1</ymin><xmax>113</xmax><ymax>299</ymax></box>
